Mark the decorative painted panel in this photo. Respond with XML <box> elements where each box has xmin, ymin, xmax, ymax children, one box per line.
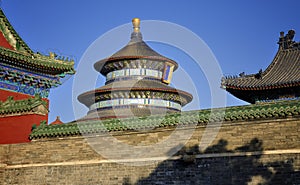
<box><xmin>0</xmin><ymin>64</ymin><xmax>61</xmax><ymax>97</ymax></box>
<box><xmin>162</xmin><ymin>62</ymin><xmax>174</xmax><ymax>84</ymax></box>
<box><xmin>0</xmin><ymin>80</ymin><xmax>49</xmax><ymax>97</ymax></box>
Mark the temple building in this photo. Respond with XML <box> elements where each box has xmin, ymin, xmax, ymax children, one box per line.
<box><xmin>0</xmin><ymin>9</ymin><xmax>299</xmax><ymax>184</ymax></box>
<box><xmin>0</xmin><ymin>9</ymin><xmax>75</xmax><ymax>144</ymax></box>
<box><xmin>77</xmin><ymin>18</ymin><xmax>193</xmax><ymax>119</ymax></box>
<box><xmin>221</xmin><ymin>30</ymin><xmax>300</xmax><ymax>103</ymax></box>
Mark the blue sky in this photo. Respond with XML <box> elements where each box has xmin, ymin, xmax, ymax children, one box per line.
<box><xmin>2</xmin><ymin>0</ymin><xmax>300</xmax><ymax>123</ymax></box>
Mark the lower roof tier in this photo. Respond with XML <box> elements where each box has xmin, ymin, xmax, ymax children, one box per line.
<box><xmin>78</xmin><ymin>79</ymin><xmax>193</xmax><ymax>108</ymax></box>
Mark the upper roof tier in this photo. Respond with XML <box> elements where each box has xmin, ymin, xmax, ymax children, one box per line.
<box><xmin>0</xmin><ymin>8</ymin><xmax>75</xmax><ymax>76</ymax></box>
<box><xmin>94</xmin><ymin>18</ymin><xmax>178</xmax><ymax>75</ymax></box>
<box><xmin>221</xmin><ymin>30</ymin><xmax>300</xmax><ymax>103</ymax></box>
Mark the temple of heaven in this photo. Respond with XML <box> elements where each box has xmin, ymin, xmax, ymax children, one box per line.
<box><xmin>78</xmin><ymin>18</ymin><xmax>193</xmax><ymax>119</ymax></box>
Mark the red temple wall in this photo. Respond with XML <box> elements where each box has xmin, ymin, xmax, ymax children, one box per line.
<box><xmin>0</xmin><ymin>89</ymin><xmax>32</xmax><ymax>101</ymax></box>
<box><xmin>0</xmin><ymin>114</ymin><xmax>47</xmax><ymax>144</ymax></box>
<box><xmin>0</xmin><ymin>89</ymin><xmax>49</xmax><ymax>107</ymax></box>
<box><xmin>0</xmin><ymin>89</ymin><xmax>49</xmax><ymax>144</ymax></box>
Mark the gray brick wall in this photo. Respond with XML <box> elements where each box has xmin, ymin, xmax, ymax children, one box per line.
<box><xmin>0</xmin><ymin>117</ymin><xmax>299</xmax><ymax>184</ymax></box>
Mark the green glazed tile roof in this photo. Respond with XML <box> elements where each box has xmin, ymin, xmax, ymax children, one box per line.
<box><xmin>0</xmin><ymin>95</ymin><xmax>47</xmax><ymax>115</ymax></box>
<box><xmin>0</xmin><ymin>9</ymin><xmax>32</xmax><ymax>54</ymax></box>
<box><xmin>0</xmin><ymin>45</ymin><xmax>75</xmax><ymax>75</ymax></box>
<box><xmin>29</xmin><ymin>99</ymin><xmax>300</xmax><ymax>140</ymax></box>
<box><xmin>0</xmin><ymin>8</ymin><xmax>75</xmax><ymax>75</ymax></box>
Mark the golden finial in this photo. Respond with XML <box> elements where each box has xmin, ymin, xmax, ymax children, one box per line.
<box><xmin>132</xmin><ymin>18</ymin><xmax>140</xmax><ymax>32</ymax></box>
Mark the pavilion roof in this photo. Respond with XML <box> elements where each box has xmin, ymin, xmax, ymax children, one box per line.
<box><xmin>94</xmin><ymin>19</ymin><xmax>178</xmax><ymax>75</ymax></box>
<box><xmin>29</xmin><ymin>99</ymin><xmax>300</xmax><ymax>140</ymax></box>
<box><xmin>221</xmin><ymin>30</ymin><xmax>300</xmax><ymax>103</ymax></box>
<box><xmin>50</xmin><ymin>116</ymin><xmax>63</xmax><ymax>125</ymax></box>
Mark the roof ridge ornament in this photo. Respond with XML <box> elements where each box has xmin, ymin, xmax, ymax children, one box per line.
<box><xmin>278</xmin><ymin>29</ymin><xmax>300</xmax><ymax>49</ymax></box>
<box><xmin>130</xmin><ymin>18</ymin><xmax>142</xmax><ymax>42</ymax></box>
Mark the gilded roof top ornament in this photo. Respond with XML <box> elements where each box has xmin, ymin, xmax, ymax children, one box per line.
<box><xmin>130</xmin><ymin>18</ymin><xmax>142</xmax><ymax>42</ymax></box>
<box><xmin>132</xmin><ymin>18</ymin><xmax>140</xmax><ymax>32</ymax></box>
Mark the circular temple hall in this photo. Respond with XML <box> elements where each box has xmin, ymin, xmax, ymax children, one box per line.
<box><xmin>77</xmin><ymin>18</ymin><xmax>193</xmax><ymax>119</ymax></box>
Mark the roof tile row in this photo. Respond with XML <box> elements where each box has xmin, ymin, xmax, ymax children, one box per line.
<box><xmin>30</xmin><ymin>100</ymin><xmax>300</xmax><ymax>140</ymax></box>
<box><xmin>0</xmin><ymin>95</ymin><xmax>47</xmax><ymax>115</ymax></box>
